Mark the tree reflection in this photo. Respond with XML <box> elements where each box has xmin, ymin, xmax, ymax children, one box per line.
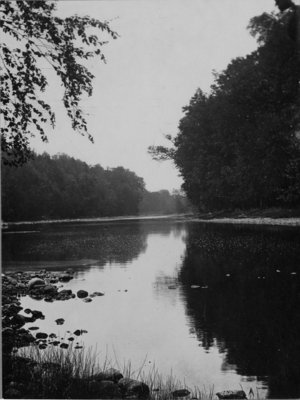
<box><xmin>179</xmin><ymin>223</ymin><xmax>300</xmax><ymax>399</ymax></box>
<box><xmin>2</xmin><ymin>221</ymin><xmax>148</xmax><ymax>267</ymax></box>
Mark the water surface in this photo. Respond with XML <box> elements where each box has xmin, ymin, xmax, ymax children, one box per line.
<box><xmin>3</xmin><ymin>220</ymin><xmax>300</xmax><ymax>398</ymax></box>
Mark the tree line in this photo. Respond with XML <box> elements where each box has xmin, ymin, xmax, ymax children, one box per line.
<box><xmin>149</xmin><ymin>7</ymin><xmax>300</xmax><ymax>211</ymax></box>
<box><xmin>1</xmin><ymin>153</ymin><xmax>191</xmax><ymax>222</ymax></box>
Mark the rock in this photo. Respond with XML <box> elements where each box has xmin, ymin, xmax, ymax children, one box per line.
<box><xmin>11</xmin><ymin>314</ymin><xmax>26</xmax><ymax>328</ymax></box>
<box><xmin>58</xmin><ymin>274</ymin><xmax>73</xmax><ymax>282</ymax></box>
<box><xmin>92</xmin><ymin>291</ymin><xmax>105</xmax><ymax>296</ymax></box>
<box><xmin>216</xmin><ymin>390</ymin><xmax>247</xmax><ymax>399</ymax></box>
<box><xmin>60</xmin><ymin>343</ymin><xmax>69</xmax><ymax>349</ymax></box>
<box><xmin>28</xmin><ymin>278</ymin><xmax>45</xmax><ymax>290</ymax></box>
<box><xmin>89</xmin><ymin>380</ymin><xmax>122</xmax><ymax>398</ymax></box>
<box><xmin>43</xmin><ymin>285</ymin><xmax>57</xmax><ymax>294</ymax></box>
<box><xmin>172</xmin><ymin>389</ymin><xmax>191</xmax><ymax>397</ymax></box>
<box><xmin>55</xmin><ymin>318</ymin><xmax>65</xmax><ymax>325</ymax></box>
<box><xmin>92</xmin><ymin>368</ymin><xmax>123</xmax><ymax>383</ymax></box>
<box><xmin>83</xmin><ymin>297</ymin><xmax>92</xmax><ymax>303</ymax></box>
<box><xmin>73</xmin><ymin>329</ymin><xmax>81</xmax><ymax>336</ymax></box>
<box><xmin>77</xmin><ymin>290</ymin><xmax>88</xmax><ymax>298</ymax></box>
<box><xmin>56</xmin><ymin>289</ymin><xmax>73</xmax><ymax>300</ymax></box>
<box><xmin>58</xmin><ymin>289</ymin><xmax>72</xmax><ymax>295</ymax></box>
<box><xmin>2</xmin><ymin>327</ymin><xmax>14</xmax><ymax>336</ymax></box>
<box><xmin>118</xmin><ymin>378</ymin><xmax>150</xmax><ymax>399</ymax></box>
<box><xmin>36</xmin><ymin>332</ymin><xmax>48</xmax><ymax>339</ymax></box>
<box><xmin>7</xmin><ymin>304</ymin><xmax>23</xmax><ymax>316</ymax></box>
<box><xmin>31</xmin><ymin>310</ymin><xmax>45</xmax><ymax>320</ymax></box>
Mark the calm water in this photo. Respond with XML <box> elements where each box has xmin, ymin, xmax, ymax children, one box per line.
<box><xmin>3</xmin><ymin>219</ymin><xmax>300</xmax><ymax>398</ymax></box>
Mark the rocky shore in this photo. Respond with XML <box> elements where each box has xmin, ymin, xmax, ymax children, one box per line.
<box><xmin>2</xmin><ymin>269</ymin><xmax>151</xmax><ymax>399</ymax></box>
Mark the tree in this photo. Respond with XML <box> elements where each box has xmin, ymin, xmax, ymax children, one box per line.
<box><xmin>149</xmin><ymin>8</ymin><xmax>300</xmax><ymax>210</ymax></box>
<box><xmin>0</xmin><ymin>1</ymin><xmax>117</xmax><ymax>165</ymax></box>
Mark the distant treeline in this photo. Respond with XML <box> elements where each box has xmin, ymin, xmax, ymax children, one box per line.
<box><xmin>1</xmin><ymin>153</ymin><xmax>191</xmax><ymax>222</ymax></box>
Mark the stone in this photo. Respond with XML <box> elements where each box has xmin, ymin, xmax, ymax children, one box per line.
<box><xmin>118</xmin><ymin>378</ymin><xmax>150</xmax><ymax>399</ymax></box>
<box><xmin>36</xmin><ymin>332</ymin><xmax>48</xmax><ymax>339</ymax></box>
<box><xmin>77</xmin><ymin>290</ymin><xmax>88</xmax><ymax>298</ymax></box>
<box><xmin>11</xmin><ymin>314</ymin><xmax>26</xmax><ymax>328</ymax></box>
<box><xmin>43</xmin><ymin>285</ymin><xmax>57</xmax><ymax>294</ymax></box>
<box><xmin>58</xmin><ymin>274</ymin><xmax>73</xmax><ymax>282</ymax></box>
<box><xmin>31</xmin><ymin>310</ymin><xmax>45</xmax><ymax>320</ymax></box>
<box><xmin>92</xmin><ymin>368</ymin><xmax>123</xmax><ymax>383</ymax></box>
<box><xmin>216</xmin><ymin>390</ymin><xmax>247</xmax><ymax>399</ymax></box>
<box><xmin>7</xmin><ymin>304</ymin><xmax>23</xmax><ymax>316</ymax></box>
<box><xmin>28</xmin><ymin>278</ymin><xmax>45</xmax><ymax>290</ymax></box>
<box><xmin>89</xmin><ymin>380</ymin><xmax>122</xmax><ymax>398</ymax></box>
<box><xmin>2</xmin><ymin>327</ymin><xmax>14</xmax><ymax>336</ymax></box>
<box><xmin>83</xmin><ymin>297</ymin><xmax>92</xmax><ymax>303</ymax></box>
<box><xmin>55</xmin><ymin>318</ymin><xmax>65</xmax><ymax>325</ymax></box>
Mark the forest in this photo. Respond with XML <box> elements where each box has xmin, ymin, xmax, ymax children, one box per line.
<box><xmin>1</xmin><ymin>153</ymin><xmax>191</xmax><ymax>222</ymax></box>
<box><xmin>149</xmin><ymin>8</ymin><xmax>300</xmax><ymax>211</ymax></box>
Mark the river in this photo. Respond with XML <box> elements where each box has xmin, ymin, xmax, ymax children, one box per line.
<box><xmin>2</xmin><ymin>218</ymin><xmax>300</xmax><ymax>398</ymax></box>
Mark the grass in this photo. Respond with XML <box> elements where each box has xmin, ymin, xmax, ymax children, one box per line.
<box><xmin>5</xmin><ymin>343</ymin><xmax>215</xmax><ymax>399</ymax></box>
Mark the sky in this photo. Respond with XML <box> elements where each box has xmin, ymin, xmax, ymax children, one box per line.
<box><xmin>30</xmin><ymin>0</ymin><xmax>282</xmax><ymax>192</ymax></box>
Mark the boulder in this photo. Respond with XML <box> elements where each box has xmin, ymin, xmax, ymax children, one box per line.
<box><xmin>31</xmin><ymin>310</ymin><xmax>45</xmax><ymax>320</ymax></box>
<box><xmin>58</xmin><ymin>274</ymin><xmax>73</xmax><ymax>282</ymax></box>
<box><xmin>10</xmin><ymin>314</ymin><xmax>26</xmax><ymax>328</ymax></box>
<box><xmin>36</xmin><ymin>332</ymin><xmax>48</xmax><ymax>339</ymax></box>
<box><xmin>216</xmin><ymin>390</ymin><xmax>247</xmax><ymax>399</ymax></box>
<box><xmin>88</xmin><ymin>380</ymin><xmax>122</xmax><ymax>398</ymax></box>
<box><xmin>77</xmin><ymin>290</ymin><xmax>88</xmax><ymax>298</ymax></box>
<box><xmin>92</xmin><ymin>368</ymin><xmax>123</xmax><ymax>383</ymax></box>
<box><xmin>28</xmin><ymin>278</ymin><xmax>45</xmax><ymax>290</ymax></box>
<box><xmin>118</xmin><ymin>378</ymin><xmax>150</xmax><ymax>399</ymax></box>
<box><xmin>43</xmin><ymin>285</ymin><xmax>57</xmax><ymax>294</ymax></box>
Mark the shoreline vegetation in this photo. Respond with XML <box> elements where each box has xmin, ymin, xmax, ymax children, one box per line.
<box><xmin>2</xmin><ymin>207</ymin><xmax>300</xmax><ymax>228</ymax></box>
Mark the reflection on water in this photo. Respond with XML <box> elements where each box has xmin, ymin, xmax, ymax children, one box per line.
<box><xmin>2</xmin><ymin>220</ymin><xmax>300</xmax><ymax>398</ymax></box>
<box><xmin>179</xmin><ymin>223</ymin><xmax>300</xmax><ymax>399</ymax></box>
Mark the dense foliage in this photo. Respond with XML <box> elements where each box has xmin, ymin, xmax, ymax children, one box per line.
<box><xmin>2</xmin><ymin>153</ymin><xmax>144</xmax><ymax>221</ymax></box>
<box><xmin>139</xmin><ymin>189</ymin><xmax>192</xmax><ymax>215</ymax></box>
<box><xmin>1</xmin><ymin>153</ymin><xmax>190</xmax><ymax>221</ymax></box>
<box><xmin>0</xmin><ymin>1</ymin><xmax>117</xmax><ymax>165</ymax></box>
<box><xmin>149</xmin><ymin>8</ymin><xmax>300</xmax><ymax>210</ymax></box>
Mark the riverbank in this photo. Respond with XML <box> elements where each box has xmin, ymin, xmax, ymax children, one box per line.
<box><xmin>190</xmin><ymin>207</ymin><xmax>300</xmax><ymax>226</ymax></box>
<box><xmin>3</xmin><ymin>208</ymin><xmax>300</xmax><ymax>228</ymax></box>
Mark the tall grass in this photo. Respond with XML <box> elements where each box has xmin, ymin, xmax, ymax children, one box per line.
<box><xmin>12</xmin><ymin>343</ymin><xmax>215</xmax><ymax>399</ymax></box>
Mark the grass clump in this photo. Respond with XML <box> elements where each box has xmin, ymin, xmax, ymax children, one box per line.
<box><xmin>3</xmin><ymin>344</ymin><xmax>215</xmax><ymax>399</ymax></box>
